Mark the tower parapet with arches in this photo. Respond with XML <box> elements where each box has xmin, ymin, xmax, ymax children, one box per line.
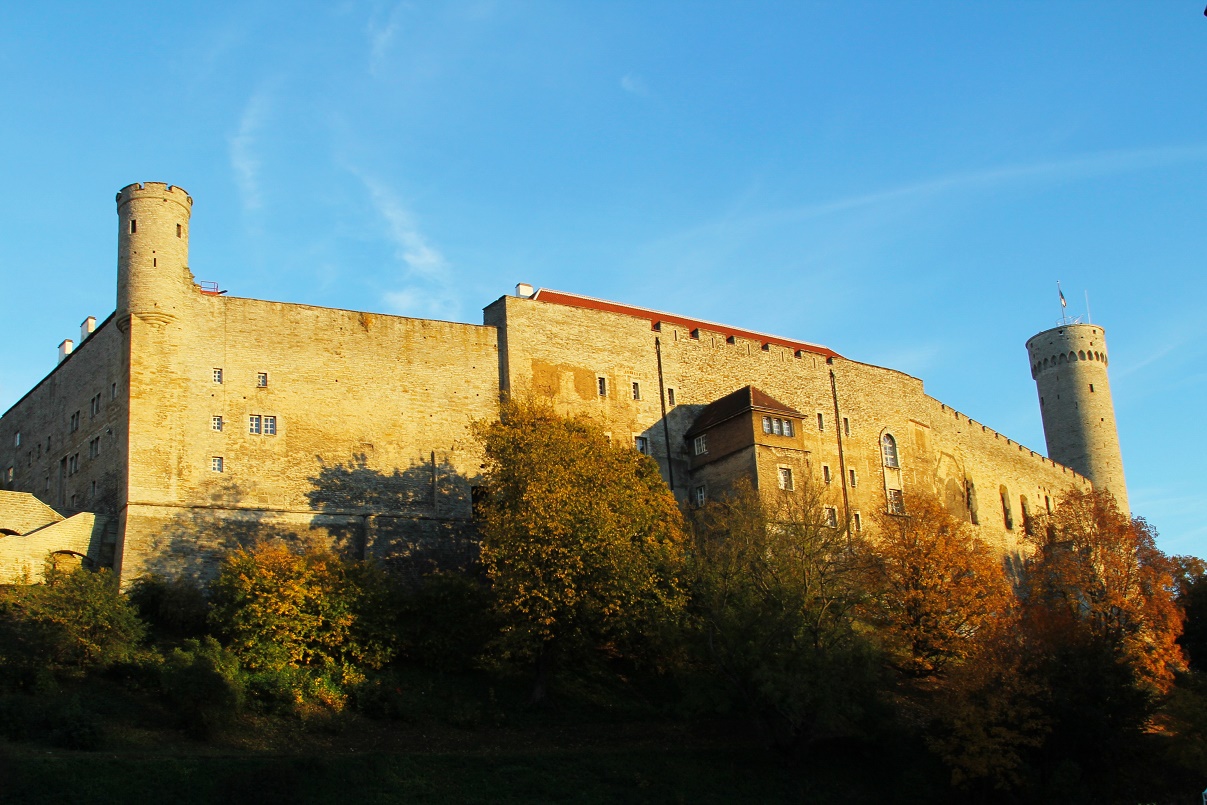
<box><xmin>1026</xmin><ymin>323</ymin><xmax>1128</xmax><ymax>513</ymax></box>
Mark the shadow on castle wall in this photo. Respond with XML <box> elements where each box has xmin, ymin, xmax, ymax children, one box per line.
<box><xmin>139</xmin><ymin>454</ymin><xmax>480</xmax><ymax>584</ymax></box>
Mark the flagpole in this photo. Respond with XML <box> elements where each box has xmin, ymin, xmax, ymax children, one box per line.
<box><xmin>1085</xmin><ymin>290</ymin><xmax>1092</xmax><ymax>324</ymax></box>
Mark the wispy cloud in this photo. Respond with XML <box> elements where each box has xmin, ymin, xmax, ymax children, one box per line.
<box><xmin>229</xmin><ymin>89</ymin><xmax>271</xmax><ymax>213</ymax></box>
<box><xmin>620</xmin><ymin>73</ymin><xmax>649</xmax><ymax>96</ymax></box>
<box><xmin>367</xmin><ymin>3</ymin><xmax>407</xmax><ymax>76</ymax></box>
<box><xmin>355</xmin><ymin>171</ymin><xmax>461</xmax><ymax>320</ymax></box>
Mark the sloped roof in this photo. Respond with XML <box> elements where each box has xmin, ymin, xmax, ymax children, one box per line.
<box><xmin>685</xmin><ymin>386</ymin><xmax>803</xmax><ymax>438</ymax></box>
<box><xmin>0</xmin><ymin>490</ymin><xmax>64</xmax><ymax>536</ymax></box>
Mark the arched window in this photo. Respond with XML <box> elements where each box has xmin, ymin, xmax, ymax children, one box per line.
<box><xmin>881</xmin><ymin>433</ymin><xmax>899</xmax><ymax>468</ymax></box>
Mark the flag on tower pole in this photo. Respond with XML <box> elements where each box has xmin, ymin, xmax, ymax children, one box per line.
<box><xmin>1060</xmin><ymin>288</ymin><xmax>1067</xmax><ymax>308</ymax></box>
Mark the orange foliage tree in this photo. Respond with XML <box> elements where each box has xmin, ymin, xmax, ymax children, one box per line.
<box><xmin>473</xmin><ymin>397</ymin><xmax>688</xmax><ymax>702</ymax></box>
<box><xmin>864</xmin><ymin>492</ymin><xmax>1015</xmax><ymax>678</ymax></box>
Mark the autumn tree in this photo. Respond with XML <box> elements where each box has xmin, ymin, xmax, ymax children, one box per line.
<box><xmin>863</xmin><ymin>492</ymin><xmax>1015</xmax><ymax>678</ymax></box>
<box><xmin>208</xmin><ymin>542</ymin><xmax>395</xmax><ymax>705</ymax></box>
<box><xmin>688</xmin><ymin>479</ymin><xmax>880</xmax><ymax>749</ymax></box>
<box><xmin>473</xmin><ymin>397</ymin><xmax>688</xmax><ymax>703</ymax></box>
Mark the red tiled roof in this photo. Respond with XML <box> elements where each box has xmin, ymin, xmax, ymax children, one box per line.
<box><xmin>685</xmin><ymin>386</ymin><xmax>803</xmax><ymax>438</ymax></box>
<box><xmin>529</xmin><ymin>288</ymin><xmax>839</xmax><ymax>360</ymax></box>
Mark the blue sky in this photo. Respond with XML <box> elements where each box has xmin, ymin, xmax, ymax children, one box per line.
<box><xmin>1</xmin><ymin>2</ymin><xmax>1204</xmax><ymax>555</ymax></box>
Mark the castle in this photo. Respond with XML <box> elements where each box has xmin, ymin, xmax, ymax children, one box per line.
<box><xmin>0</xmin><ymin>182</ymin><xmax>1126</xmax><ymax>583</ymax></box>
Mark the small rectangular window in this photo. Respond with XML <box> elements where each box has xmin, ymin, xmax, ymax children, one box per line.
<box><xmin>823</xmin><ymin>465</ymin><xmax>831</xmax><ymax>484</ymax></box>
<box><xmin>111</xmin><ymin>382</ymin><xmax>117</xmax><ymax>399</ymax></box>
<box><xmin>634</xmin><ymin>435</ymin><xmax>649</xmax><ymax>454</ymax></box>
<box><xmin>887</xmin><ymin>488</ymin><xmax>905</xmax><ymax>515</ymax></box>
<box><xmin>667</xmin><ymin>388</ymin><xmax>676</xmax><ymax>407</ymax></box>
<box><xmin>90</xmin><ymin>480</ymin><xmax>97</xmax><ymax>498</ymax></box>
<box><xmin>70</xmin><ymin>493</ymin><xmax>77</xmax><ymax>508</ymax></box>
<box><xmin>773</xmin><ymin>418</ymin><xmax>783</xmax><ymax>436</ymax></box>
<box><xmin>68</xmin><ymin>454</ymin><xmax>79</xmax><ymax>475</ymax></box>
<box><xmin>129</xmin><ymin>219</ymin><xmax>137</xmax><ymax>234</ymax></box>
<box><xmin>257</xmin><ymin>373</ymin><xmax>268</xmax><ymax>388</ymax></box>
<box><xmin>849</xmin><ymin>469</ymin><xmax>857</xmax><ymax>487</ymax></box>
<box><xmin>44</xmin><ymin>476</ymin><xmax>49</xmax><ymax>492</ymax></box>
<box><xmin>843</xmin><ymin>417</ymin><xmax>850</xmax><ymax>437</ymax></box>
<box><xmin>89</xmin><ymin>437</ymin><xmax>100</xmax><ymax>459</ymax></box>
<box><xmin>12</xmin><ymin>432</ymin><xmax>19</xmax><ymax>448</ymax></box>
<box><xmin>783</xmin><ymin>420</ymin><xmax>794</xmax><ymax>437</ymax></box>
<box><xmin>212</xmin><ymin>456</ymin><xmax>224</xmax><ymax>473</ymax></box>
<box><xmin>264</xmin><ymin>416</ymin><xmax>276</xmax><ymax>436</ymax></box>
<box><xmin>69</xmin><ymin>412</ymin><xmax>80</xmax><ymax>433</ymax></box>
<box><xmin>213</xmin><ymin>368</ymin><xmax>223</xmax><ymax>384</ymax></box>
<box><xmin>693</xmin><ymin>434</ymin><xmax>707</xmax><ymax>456</ymax></box>
<box><xmin>853</xmin><ymin>512</ymin><xmax>862</xmax><ymax>532</ymax></box>
<box><xmin>763</xmin><ymin>416</ymin><xmax>773</xmax><ymax>434</ymax></box>
<box><xmin>4</xmin><ymin>467</ymin><xmax>12</xmax><ymax>483</ymax></box>
<box><xmin>631</xmin><ymin>381</ymin><xmax>640</xmax><ymax>400</ymax></box>
<box><xmin>1089</xmin><ymin>384</ymin><xmax>1094</xmax><ymax>392</ymax></box>
<box><xmin>693</xmin><ymin>485</ymin><xmax>706</xmax><ymax>507</ymax></box>
<box><xmin>212</xmin><ymin>416</ymin><xmax>223</xmax><ymax>432</ymax></box>
<box><xmin>597</xmin><ymin>377</ymin><xmax>607</xmax><ymax>397</ymax></box>
<box><xmin>817</xmin><ymin>413</ymin><xmax>824</xmax><ymax>432</ymax></box>
<box><xmin>778</xmin><ymin>467</ymin><xmax>794</xmax><ymax>491</ymax></box>
<box><xmin>824</xmin><ymin>507</ymin><xmax>838</xmax><ymax>529</ymax></box>
<box><xmin>176</xmin><ymin>223</ymin><xmax>182</xmax><ymax>238</ymax></box>
<box><xmin>249</xmin><ymin>415</ymin><xmax>261</xmax><ymax>435</ymax></box>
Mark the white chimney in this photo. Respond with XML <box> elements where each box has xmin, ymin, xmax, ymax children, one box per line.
<box><xmin>58</xmin><ymin>339</ymin><xmax>74</xmax><ymax>363</ymax></box>
<box><xmin>516</xmin><ymin>283</ymin><xmax>534</xmax><ymax>298</ymax></box>
<box><xmin>80</xmin><ymin>316</ymin><xmax>96</xmax><ymax>341</ymax></box>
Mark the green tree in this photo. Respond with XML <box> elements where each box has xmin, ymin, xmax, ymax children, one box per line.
<box><xmin>688</xmin><ymin>479</ymin><xmax>879</xmax><ymax>749</ymax></box>
<box><xmin>473</xmin><ymin>397</ymin><xmax>688</xmax><ymax>703</ymax></box>
<box><xmin>208</xmin><ymin>542</ymin><xmax>395</xmax><ymax>705</ymax></box>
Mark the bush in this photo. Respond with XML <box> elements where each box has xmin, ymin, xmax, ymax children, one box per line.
<box><xmin>128</xmin><ymin>574</ymin><xmax>211</xmax><ymax>639</ymax></box>
<box><xmin>394</xmin><ymin>572</ymin><xmax>496</xmax><ymax>672</ymax></box>
<box><xmin>161</xmin><ymin>637</ymin><xmax>245</xmax><ymax>737</ymax></box>
<box><xmin>0</xmin><ymin>567</ymin><xmax>145</xmax><ymax>686</ymax></box>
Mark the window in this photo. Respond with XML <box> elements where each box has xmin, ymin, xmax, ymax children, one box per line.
<box><xmin>70</xmin><ymin>494</ymin><xmax>77</xmax><ymax>508</ymax></box>
<box><xmin>90</xmin><ymin>480</ymin><xmax>97</xmax><ymax>499</ymax></box>
<box><xmin>177</xmin><ymin>223</ymin><xmax>182</xmax><ymax>238</ymax></box>
<box><xmin>90</xmin><ymin>393</ymin><xmax>101</xmax><ymax>417</ymax></box>
<box><xmin>212</xmin><ymin>457</ymin><xmax>224</xmax><ymax>473</ymax></box>
<box><xmin>849</xmin><ymin>469</ymin><xmax>857</xmax><ymax>487</ymax></box>
<box><xmin>783</xmin><ymin>420</ymin><xmax>794</xmax><ymax>437</ymax></box>
<box><xmin>763</xmin><ymin>417</ymin><xmax>794</xmax><ymax>437</ymax></box>
<box><xmin>634</xmin><ymin>436</ymin><xmax>650</xmax><ymax>454</ymax></box>
<box><xmin>881</xmin><ymin>434</ymin><xmax>899</xmax><ymax>468</ymax></box>
<box><xmin>1089</xmin><ymin>383</ymin><xmax>1094</xmax><ymax>392</ymax></box>
<box><xmin>692</xmin><ymin>434</ymin><xmax>707</xmax><ymax>456</ymax></box>
<box><xmin>212</xmin><ymin>416</ymin><xmax>223</xmax><ymax>432</ymax></box>
<box><xmin>853</xmin><ymin>512</ymin><xmax>862</xmax><ymax>532</ymax></box>
<box><xmin>129</xmin><ymin>219</ymin><xmax>136</xmax><ymax>234</ymax></box>
<box><xmin>824</xmin><ymin>506</ymin><xmax>839</xmax><ymax>528</ymax></box>
<box><xmin>44</xmin><ymin>476</ymin><xmax>49</xmax><ymax>492</ymax></box>
<box><xmin>693</xmin><ymin>485</ymin><xmax>706</xmax><ymax>507</ymax></box>
<box><xmin>213</xmin><ymin>368</ymin><xmax>223</xmax><ymax>384</ymax></box>
<box><xmin>257</xmin><ymin>372</ymin><xmax>268</xmax><ymax>388</ymax></box>
<box><xmin>597</xmin><ymin>377</ymin><xmax>607</xmax><ymax>397</ymax></box>
<box><xmin>843</xmin><ymin>417</ymin><xmax>850</xmax><ymax>437</ymax></box>
<box><xmin>773</xmin><ymin>418</ymin><xmax>783</xmax><ymax>436</ymax></box>
<box><xmin>778</xmin><ymin>467</ymin><xmax>794</xmax><ymax>491</ymax></box>
<box><xmin>967</xmin><ymin>480</ymin><xmax>979</xmax><ymax>525</ymax></box>
<box><xmin>887</xmin><ymin>488</ymin><xmax>905</xmax><ymax>515</ymax></box>
<box><xmin>69</xmin><ymin>411</ymin><xmax>80</xmax><ymax>433</ymax></box>
<box><xmin>667</xmin><ymin>388</ymin><xmax>676</xmax><ymax>407</ymax></box>
<box><xmin>763</xmin><ymin>416</ymin><xmax>772</xmax><ymax>434</ymax></box>
<box><xmin>249</xmin><ymin>415</ymin><xmax>261</xmax><ymax>435</ymax></box>
<box><xmin>822</xmin><ymin>465</ymin><xmax>832</xmax><ymax>484</ymax></box>
<box><xmin>817</xmin><ymin>413</ymin><xmax>825</xmax><ymax>431</ymax></box>
<box><xmin>4</xmin><ymin>467</ymin><xmax>11</xmax><ymax>483</ymax></box>
<box><xmin>89</xmin><ymin>437</ymin><xmax>100</xmax><ymax>459</ymax></box>
<box><xmin>111</xmin><ymin>382</ymin><xmax>117</xmax><ymax>399</ymax></box>
<box><xmin>1000</xmin><ymin>486</ymin><xmax>1013</xmax><ymax>530</ymax></box>
<box><xmin>68</xmin><ymin>454</ymin><xmax>79</xmax><ymax>475</ymax></box>
<box><xmin>631</xmin><ymin>381</ymin><xmax>640</xmax><ymax>400</ymax></box>
<box><xmin>264</xmin><ymin>416</ymin><xmax>276</xmax><ymax>436</ymax></box>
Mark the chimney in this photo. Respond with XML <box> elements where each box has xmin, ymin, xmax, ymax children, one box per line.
<box><xmin>80</xmin><ymin>316</ymin><xmax>96</xmax><ymax>341</ymax></box>
<box><xmin>515</xmin><ymin>283</ymin><xmax>534</xmax><ymax>298</ymax></box>
<box><xmin>58</xmin><ymin>339</ymin><xmax>74</xmax><ymax>363</ymax></box>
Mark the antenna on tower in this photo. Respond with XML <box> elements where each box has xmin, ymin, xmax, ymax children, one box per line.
<box><xmin>1085</xmin><ymin>290</ymin><xmax>1092</xmax><ymax>324</ymax></box>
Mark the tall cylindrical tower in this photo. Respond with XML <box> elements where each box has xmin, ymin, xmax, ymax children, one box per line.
<box><xmin>116</xmin><ymin>182</ymin><xmax>193</xmax><ymax>330</ymax></box>
<box><xmin>1026</xmin><ymin>323</ymin><xmax>1128</xmax><ymax>512</ymax></box>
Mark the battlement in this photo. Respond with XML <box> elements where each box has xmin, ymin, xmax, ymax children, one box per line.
<box><xmin>116</xmin><ymin>182</ymin><xmax>193</xmax><ymax>211</ymax></box>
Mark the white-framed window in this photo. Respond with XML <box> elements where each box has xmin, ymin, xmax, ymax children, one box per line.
<box><xmin>212</xmin><ymin>456</ymin><xmax>224</xmax><ymax>473</ymax></box>
<box><xmin>634</xmin><ymin>435</ymin><xmax>650</xmax><ymax>454</ymax></box>
<box><xmin>249</xmin><ymin>415</ymin><xmax>261</xmax><ymax>435</ymax></box>
<box><xmin>213</xmin><ymin>368</ymin><xmax>223</xmax><ymax>384</ymax></box>
<box><xmin>778</xmin><ymin>467</ymin><xmax>794</xmax><ymax>491</ymax></box>
<box><xmin>763</xmin><ymin>416</ymin><xmax>772</xmax><ymax>434</ymax></box>
<box><xmin>666</xmin><ymin>388</ymin><xmax>676</xmax><ymax>407</ymax></box>
<box><xmin>693</xmin><ymin>434</ymin><xmax>707</xmax><ymax>456</ymax></box>
<box><xmin>631</xmin><ymin>381</ymin><xmax>641</xmax><ymax>400</ymax></box>
<box><xmin>693</xmin><ymin>485</ymin><xmax>706</xmax><ymax>507</ymax></box>
<box><xmin>822</xmin><ymin>465</ymin><xmax>831</xmax><ymax>484</ymax></box>
<box><xmin>212</xmin><ymin>416</ymin><xmax>223</xmax><ymax>432</ymax></box>
<box><xmin>824</xmin><ymin>506</ymin><xmax>839</xmax><ymax>528</ymax></box>
<box><xmin>887</xmin><ymin>488</ymin><xmax>905</xmax><ymax>515</ymax></box>
<box><xmin>762</xmin><ymin>417</ymin><xmax>795</xmax><ymax>437</ymax></box>
<box><xmin>881</xmin><ymin>433</ymin><xmax>900</xmax><ymax>468</ymax></box>
<box><xmin>597</xmin><ymin>377</ymin><xmax>607</xmax><ymax>397</ymax></box>
<box><xmin>257</xmin><ymin>372</ymin><xmax>268</xmax><ymax>388</ymax></box>
<box><xmin>849</xmin><ymin>469</ymin><xmax>857</xmax><ymax>487</ymax></box>
<box><xmin>264</xmin><ymin>416</ymin><xmax>276</xmax><ymax>436</ymax></box>
<box><xmin>783</xmin><ymin>419</ymin><xmax>794</xmax><ymax>437</ymax></box>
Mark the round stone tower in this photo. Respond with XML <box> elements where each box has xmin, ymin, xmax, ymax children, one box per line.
<box><xmin>116</xmin><ymin>182</ymin><xmax>193</xmax><ymax>330</ymax></box>
<box><xmin>1026</xmin><ymin>323</ymin><xmax>1128</xmax><ymax>512</ymax></box>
